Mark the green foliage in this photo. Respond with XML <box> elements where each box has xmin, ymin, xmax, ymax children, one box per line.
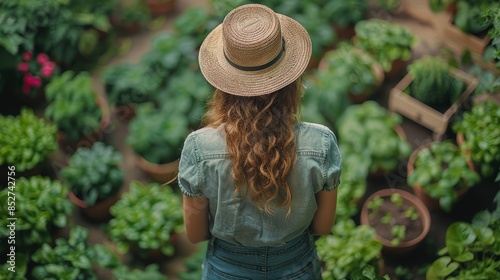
<box><xmin>480</xmin><ymin>2</ymin><xmax>500</xmax><ymax>61</ymax></box>
<box><xmin>376</xmin><ymin>0</ymin><xmax>400</xmax><ymax>12</ymax></box>
<box><xmin>348</xmin><ymin>264</ymin><xmax>390</xmax><ymax>280</ymax></box>
<box><xmin>316</xmin><ymin>219</ymin><xmax>383</xmax><ymax>280</ymax></box>
<box><xmin>102</xmin><ymin>62</ymin><xmax>162</xmax><ymax>106</ymax></box>
<box><xmin>126</xmin><ymin>103</ymin><xmax>190</xmax><ymax>164</ymax></box>
<box><xmin>173</xmin><ymin>7</ymin><xmax>220</xmax><ymax>46</ymax></box>
<box><xmin>108</xmin><ymin>181</ymin><xmax>184</xmax><ymax>257</ymax></box>
<box><xmin>113</xmin><ymin>0</ymin><xmax>150</xmax><ymax>25</ymax></box>
<box><xmin>61</xmin><ymin>142</ymin><xmax>124</xmax><ymax>206</ymax></box>
<box><xmin>0</xmin><ymin>176</ymin><xmax>73</xmax><ymax>251</ymax></box>
<box><xmin>44</xmin><ymin>71</ymin><xmax>103</xmax><ymax>142</ymax></box>
<box><xmin>336</xmin><ymin>152</ymin><xmax>369</xmax><ymax>221</ymax></box>
<box><xmin>354</xmin><ymin>19</ymin><xmax>416</xmax><ymax>72</ymax></box>
<box><xmin>31</xmin><ymin>226</ymin><xmax>121</xmax><ymax>280</ymax></box>
<box><xmin>337</xmin><ymin>101</ymin><xmax>412</xmax><ymax>174</ymax></box>
<box><xmin>323</xmin><ymin>0</ymin><xmax>369</xmax><ymax>27</ymax></box>
<box><xmin>453</xmin><ymin>0</ymin><xmax>491</xmax><ymax>34</ymax></box>
<box><xmin>426</xmin><ymin>191</ymin><xmax>500</xmax><ymax>279</ymax></box>
<box><xmin>318</xmin><ymin>43</ymin><xmax>382</xmax><ymax>98</ymax></box>
<box><xmin>112</xmin><ymin>264</ymin><xmax>168</xmax><ymax>280</ymax></box>
<box><xmin>0</xmin><ymin>108</ymin><xmax>57</xmax><ymax>171</ymax></box>
<box><xmin>407</xmin><ymin>56</ymin><xmax>464</xmax><ymax>108</ymax></box>
<box><xmin>453</xmin><ymin>100</ymin><xmax>500</xmax><ymax>177</ymax></box>
<box><xmin>466</xmin><ymin>65</ymin><xmax>500</xmax><ymax>95</ymax></box>
<box><xmin>407</xmin><ymin>140</ymin><xmax>481</xmax><ymax>212</ymax></box>
<box><xmin>429</xmin><ymin>0</ymin><xmax>455</xmax><ymax>13</ymax></box>
<box><xmin>177</xmin><ymin>242</ymin><xmax>208</xmax><ymax>280</ymax></box>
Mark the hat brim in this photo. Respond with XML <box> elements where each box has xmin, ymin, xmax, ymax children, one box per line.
<box><xmin>198</xmin><ymin>14</ymin><xmax>312</xmax><ymax>96</ymax></box>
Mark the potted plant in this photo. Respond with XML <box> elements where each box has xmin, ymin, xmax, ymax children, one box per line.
<box><xmin>173</xmin><ymin>7</ymin><xmax>220</xmax><ymax>47</ymax></box>
<box><xmin>110</xmin><ymin>0</ymin><xmax>150</xmax><ymax>34</ymax></box>
<box><xmin>389</xmin><ymin>56</ymin><xmax>478</xmax><ymax>139</ymax></box>
<box><xmin>317</xmin><ymin>43</ymin><xmax>384</xmax><ymax>104</ymax></box>
<box><xmin>101</xmin><ymin>62</ymin><xmax>162</xmax><ymax>120</ymax></box>
<box><xmin>126</xmin><ymin>103</ymin><xmax>189</xmax><ymax>183</ymax></box>
<box><xmin>322</xmin><ymin>0</ymin><xmax>369</xmax><ymax>40</ymax></box>
<box><xmin>407</xmin><ymin>140</ymin><xmax>481</xmax><ymax>212</ymax></box>
<box><xmin>336</xmin><ymin>101</ymin><xmax>412</xmax><ymax>177</ymax></box>
<box><xmin>31</xmin><ymin>226</ymin><xmax>122</xmax><ymax>280</ymax></box>
<box><xmin>61</xmin><ymin>142</ymin><xmax>125</xmax><ymax>222</ymax></box>
<box><xmin>44</xmin><ymin>71</ymin><xmax>109</xmax><ymax>152</ymax></box>
<box><xmin>0</xmin><ymin>176</ymin><xmax>74</xmax><ymax>251</ymax></box>
<box><xmin>354</xmin><ymin>19</ymin><xmax>417</xmax><ymax>79</ymax></box>
<box><xmin>426</xmin><ymin>191</ymin><xmax>500</xmax><ymax>280</ymax></box>
<box><xmin>360</xmin><ymin>189</ymin><xmax>431</xmax><ymax>255</ymax></box>
<box><xmin>316</xmin><ymin>219</ymin><xmax>384</xmax><ymax>280</ymax></box>
<box><xmin>0</xmin><ymin>108</ymin><xmax>57</xmax><ymax>175</ymax></box>
<box><xmin>453</xmin><ymin>100</ymin><xmax>500</xmax><ymax>178</ymax></box>
<box><xmin>112</xmin><ymin>264</ymin><xmax>168</xmax><ymax>280</ymax></box>
<box><xmin>177</xmin><ymin>242</ymin><xmax>207</xmax><ymax>280</ymax></box>
<box><xmin>108</xmin><ymin>181</ymin><xmax>184</xmax><ymax>259</ymax></box>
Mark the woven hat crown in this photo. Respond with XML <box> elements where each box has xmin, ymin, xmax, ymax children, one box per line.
<box><xmin>223</xmin><ymin>5</ymin><xmax>283</xmax><ymax>69</ymax></box>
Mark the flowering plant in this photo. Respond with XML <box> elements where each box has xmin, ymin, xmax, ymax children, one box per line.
<box><xmin>17</xmin><ymin>51</ymin><xmax>58</xmax><ymax>95</ymax></box>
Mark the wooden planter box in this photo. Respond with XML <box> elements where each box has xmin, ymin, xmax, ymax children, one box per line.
<box><xmin>388</xmin><ymin>68</ymin><xmax>478</xmax><ymax>139</ymax></box>
<box><xmin>440</xmin><ymin>19</ymin><xmax>491</xmax><ymax>56</ymax></box>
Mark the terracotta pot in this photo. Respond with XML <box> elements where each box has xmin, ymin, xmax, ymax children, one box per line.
<box><xmin>68</xmin><ymin>190</ymin><xmax>122</xmax><ymax>223</ymax></box>
<box><xmin>146</xmin><ymin>0</ymin><xmax>176</xmax><ymax>16</ymax></box>
<box><xmin>334</xmin><ymin>24</ymin><xmax>355</xmax><ymax>41</ymax></box>
<box><xmin>134</xmin><ymin>156</ymin><xmax>179</xmax><ymax>184</ymax></box>
<box><xmin>348</xmin><ymin>61</ymin><xmax>385</xmax><ymax>104</ymax></box>
<box><xmin>360</xmin><ymin>189</ymin><xmax>431</xmax><ymax>255</ymax></box>
<box><xmin>407</xmin><ymin>142</ymin><xmax>474</xmax><ymax>210</ymax></box>
<box><xmin>57</xmin><ymin>94</ymin><xmax>111</xmax><ymax>154</ymax></box>
<box><xmin>385</xmin><ymin>58</ymin><xmax>408</xmax><ymax>80</ymax></box>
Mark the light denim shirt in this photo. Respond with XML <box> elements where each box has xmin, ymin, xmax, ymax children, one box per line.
<box><xmin>178</xmin><ymin>122</ymin><xmax>342</xmax><ymax>246</ymax></box>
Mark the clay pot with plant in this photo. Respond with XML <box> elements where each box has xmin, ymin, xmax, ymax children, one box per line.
<box><xmin>360</xmin><ymin>189</ymin><xmax>431</xmax><ymax>255</ymax></box>
<box><xmin>407</xmin><ymin>140</ymin><xmax>481</xmax><ymax>212</ymax></box>
<box><xmin>61</xmin><ymin>142</ymin><xmax>125</xmax><ymax>223</ymax></box>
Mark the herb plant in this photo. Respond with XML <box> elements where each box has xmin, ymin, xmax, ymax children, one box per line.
<box><xmin>407</xmin><ymin>140</ymin><xmax>481</xmax><ymax>212</ymax></box>
<box><xmin>336</xmin><ymin>101</ymin><xmax>412</xmax><ymax>175</ymax></box>
<box><xmin>406</xmin><ymin>56</ymin><xmax>464</xmax><ymax>109</ymax></box>
<box><xmin>108</xmin><ymin>181</ymin><xmax>184</xmax><ymax>258</ymax></box>
<box><xmin>61</xmin><ymin>142</ymin><xmax>124</xmax><ymax>206</ymax></box>
<box><xmin>323</xmin><ymin>0</ymin><xmax>369</xmax><ymax>27</ymax></box>
<box><xmin>453</xmin><ymin>100</ymin><xmax>500</xmax><ymax>178</ymax></box>
<box><xmin>44</xmin><ymin>71</ymin><xmax>103</xmax><ymax>142</ymax></box>
<box><xmin>354</xmin><ymin>19</ymin><xmax>416</xmax><ymax>72</ymax></box>
<box><xmin>0</xmin><ymin>108</ymin><xmax>57</xmax><ymax>172</ymax></box>
<box><xmin>0</xmin><ymin>176</ymin><xmax>73</xmax><ymax>249</ymax></box>
<box><xmin>316</xmin><ymin>219</ymin><xmax>383</xmax><ymax>280</ymax></box>
<box><xmin>426</xmin><ymin>190</ymin><xmax>500</xmax><ymax>280</ymax></box>
<box><xmin>112</xmin><ymin>264</ymin><xmax>168</xmax><ymax>280</ymax></box>
<box><xmin>31</xmin><ymin>226</ymin><xmax>121</xmax><ymax>280</ymax></box>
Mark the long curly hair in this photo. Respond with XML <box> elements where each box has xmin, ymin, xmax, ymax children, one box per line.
<box><xmin>203</xmin><ymin>79</ymin><xmax>303</xmax><ymax>214</ymax></box>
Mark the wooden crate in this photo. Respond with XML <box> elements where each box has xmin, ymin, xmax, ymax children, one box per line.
<box><xmin>388</xmin><ymin>68</ymin><xmax>478</xmax><ymax>139</ymax></box>
<box><xmin>440</xmin><ymin>20</ymin><xmax>491</xmax><ymax>56</ymax></box>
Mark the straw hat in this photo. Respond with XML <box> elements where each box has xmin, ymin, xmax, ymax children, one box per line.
<box><xmin>198</xmin><ymin>4</ymin><xmax>312</xmax><ymax>96</ymax></box>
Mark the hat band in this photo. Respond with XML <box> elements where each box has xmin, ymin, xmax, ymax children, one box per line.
<box><xmin>224</xmin><ymin>38</ymin><xmax>285</xmax><ymax>71</ymax></box>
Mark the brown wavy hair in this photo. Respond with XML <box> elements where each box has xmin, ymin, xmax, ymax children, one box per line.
<box><xmin>203</xmin><ymin>78</ymin><xmax>303</xmax><ymax>214</ymax></box>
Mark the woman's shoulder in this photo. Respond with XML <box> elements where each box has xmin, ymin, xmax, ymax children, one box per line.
<box><xmin>296</xmin><ymin>122</ymin><xmax>335</xmax><ymax>136</ymax></box>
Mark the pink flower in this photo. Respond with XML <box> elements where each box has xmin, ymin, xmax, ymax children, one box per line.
<box><xmin>30</xmin><ymin>76</ymin><xmax>41</xmax><ymax>87</ymax></box>
<box><xmin>22</xmin><ymin>84</ymin><xmax>31</xmax><ymax>94</ymax></box>
<box><xmin>17</xmin><ymin>62</ymin><xmax>29</xmax><ymax>72</ymax></box>
<box><xmin>42</xmin><ymin>61</ymin><xmax>56</xmax><ymax>70</ymax></box>
<box><xmin>37</xmin><ymin>53</ymin><xmax>49</xmax><ymax>64</ymax></box>
<box><xmin>23</xmin><ymin>52</ymin><xmax>32</xmax><ymax>61</ymax></box>
<box><xmin>40</xmin><ymin>65</ymin><xmax>54</xmax><ymax>78</ymax></box>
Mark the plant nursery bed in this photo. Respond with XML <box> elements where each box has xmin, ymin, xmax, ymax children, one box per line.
<box><xmin>388</xmin><ymin>68</ymin><xmax>477</xmax><ymax>139</ymax></box>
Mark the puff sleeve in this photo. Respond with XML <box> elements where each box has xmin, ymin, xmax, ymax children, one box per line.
<box><xmin>323</xmin><ymin>130</ymin><xmax>342</xmax><ymax>191</ymax></box>
<box><xmin>178</xmin><ymin>134</ymin><xmax>203</xmax><ymax>197</ymax></box>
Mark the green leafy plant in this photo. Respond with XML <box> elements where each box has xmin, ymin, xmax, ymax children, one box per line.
<box><xmin>354</xmin><ymin>19</ymin><xmax>416</xmax><ymax>72</ymax></box>
<box><xmin>173</xmin><ymin>6</ymin><xmax>220</xmax><ymax>47</ymax></box>
<box><xmin>31</xmin><ymin>226</ymin><xmax>121</xmax><ymax>280</ymax></box>
<box><xmin>127</xmin><ymin>103</ymin><xmax>189</xmax><ymax>164</ymax></box>
<box><xmin>453</xmin><ymin>0</ymin><xmax>491</xmax><ymax>35</ymax></box>
<box><xmin>112</xmin><ymin>264</ymin><xmax>168</xmax><ymax>280</ymax></box>
<box><xmin>429</xmin><ymin>0</ymin><xmax>456</xmax><ymax>12</ymax></box>
<box><xmin>112</xmin><ymin>0</ymin><xmax>150</xmax><ymax>26</ymax></box>
<box><xmin>323</xmin><ymin>0</ymin><xmax>369</xmax><ymax>27</ymax></box>
<box><xmin>316</xmin><ymin>219</ymin><xmax>383</xmax><ymax>280</ymax></box>
<box><xmin>406</xmin><ymin>56</ymin><xmax>464</xmax><ymax>109</ymax></box>
<box><xmin>0</xmin><ymin>176</ymin><xmax>73</xmax><ymax>250</ymax></box>
<box><xmin>177</xmin><ymin>242</ymin><xmax>207</xmax><ymax>280</ymax></box>
<box><xmin>61</xmin><ymin>142</ymin><xmax>124</xmax><ymax>206</ymax></box>
<box><xmin>44</xmin><ymin>71</ymin><xmax>103</xmax><ymax>142</ymax></box>
<box><xmin>102</xmin><ymin>62</ymin><xmax>162</xmax><ymax>106</ymax></box>
<box><xmin>480</xmin><ymin>2</ymin><xmax>500</xmax><ymax>61</ymax></box>
<box><xmin>337</xmin><ymin>101</ymin><xmax>412</xmax><ymax>174</ymax></box>
<box><xmin>108</xmin><ymin>181</ymin><xmax>183</xmax><ymax>258</ymax></box>
<box><xmin>318</xmin><ymin>43</ymin><xmax>383</xmax><ymax>101</ymax></box>
<box><xmin>0</xmin><ymin>108</ymin><xmax>57</xmax><ymax>172</ymax></box>
<box><xmin>348</xmin><ymin>264</ymin><xmax>390</xmax><ymax>280</ymax></box>
<box><xmin>453</xmin><ymin>100</ymin><xmax>500</xmax><ymax>178</ymax></box>
<box><xmin>408</xmin><ymin>140</ymin><xmax>481</xmax><ymax>212</ymax></box>
<box><xmin>426</xmin><ymin>190</ymin><xmax>500</xmax><ymax>280</ymax></box>
<box><xmin>376</xmin><ymin>0</ymin><xmax>401</xmax><ymax>12</ymax></box>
